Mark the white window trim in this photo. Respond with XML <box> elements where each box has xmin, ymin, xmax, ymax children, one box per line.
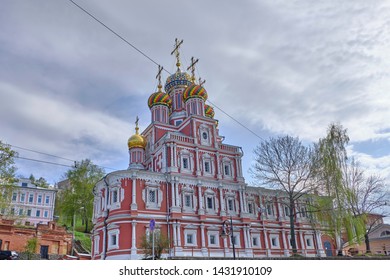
<box><xmin>108</xmin><ymin>229</ymin><xmax>120</xmax><ymax>250</ymax></box>
<box><xmin>305</xmin><ymin>236</ymin><xmax>314</xmax><ymax>249</ymax></box>
<box><xmin>184</xmin><ymin>229</ymin><xmax>197</xmax><ymax>247</ymax></box>
<box><xmin>94</xmin><ymin>235</ymin><xmax>100</xmax><ymax>255</ymax></box>
<box><xmin>251</xmin><ymin>233</ymin><xmax>261</xmax><ymax>248</ymax></box>
<box><xmin>207</xmin><ymin>231</ymin><xmax>220</xmax><ymax>247</ymax></box>
<box><xmin>204</xmin><ymin>190</ymin><xmax>218</xmax><ymax>214</ymax></box>
<box><xmin>143</xmin><ymin>183</ymin><xmax>163</xmax><ymax>210</ymax></box>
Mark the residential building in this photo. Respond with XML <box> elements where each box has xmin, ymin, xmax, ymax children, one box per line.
<box><xmin>1</xmin><ymin>178</ymin><xmax>56</xmax><ymax>226</ymax></box>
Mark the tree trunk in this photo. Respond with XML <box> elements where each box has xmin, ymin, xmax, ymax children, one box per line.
<box><xmin>364</xmin><ymin>233</ymin><xmax>371</xmax><ymax>254</ymax></box>
<box><xmin>290</xmin><ymin>199</ymin><xmax>298</xmax><ymax>255</ymax></box>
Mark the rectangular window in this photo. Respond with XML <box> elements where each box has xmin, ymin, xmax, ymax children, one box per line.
<box><xmin>11</xmin><ymin>208</ymin><xmax>15</xmax><ymax>215</ymax></box>
<box><xmin>182</xmin><ymin>158</ymin><xmax>189</xmax><ymax>169</ymax></box>
<box><xmin>19</xmin><ymin>209</ymin><xmax>23</xmax><ymax>216</ymax></box>
<box><xmin>271</xmin><ymin>237</ymin><xmax>278</xmax><ymax>247</ymax></box>
<box><xmin>36</xmin><ymin>210</ymin><xmax>41</xmax><ymax>217</ymax></box>
<box><xmin>22</xmin><ymin>182</ymin><xmax>28</xmax><ymax>187</ymax></box>
<box><xmin>252</xmin><ymin>237</ymin><xmax>258</xmax><ymax>246</ymax></box>
<box><xmin>112</xmin><ymin>190</ymin><xmax>118</xmax><ymax>203</ymax></box>
<box><xmin>37</xmin><ymin>194</ymin><xmax>42</xmax><ymax>204</ymax></box>
<box><xmin>248</xmin><ymin>203</ymin><xmax>253</xmax><ymax>214</ymax></box>
<box><xmin>12</xmin><ymin>193</ymin><xmax>17</xmax><ymax>201</ymax></box>
<box><xmin>285</xmin><ymin>206</ymin><xmax>290</xmax><ymax>217</ymax></box>
<box><xmin>111</xmin><ymin>235</ymin><xmax>117</xmax><ymax>246</ymax></box>
<box><xmin>184</xmin><ymin>194</ymin><xmax>192</xmax><ymax>208</ymax></box>
<box><xmin>20</xmin><ymin>193</ymin><xmax>25</xmax><ymax>202</ymax></box>
<box><xmin>306</xmin><ymin>238</ymin><xmax>312</xmax><ymax>247</ymax></box>
<box><xmin>45</xmin><ymin>195</ymin><xmax>50</xmax><ymax>204</ymax></box>
<box><xmin>149</xmin><ymin>190</ymin><xmax>156</xmax><ymax>203</ymax></box>
<box><xmin>224</xmin><ymin>164</ymin><xmax>230</xmax><ymax>176</ymax></box>
<box><xmin>266</xmin><ymin>204</ymin><xmax>273</xmax><ymax>216</ymax></box>
<box><xmin>29</xmin><ymin>194</ymin><xmax>34</xmax><ymax>203</ymax></box>
<box><xmin>27</xmin><ymin>209</ymin><xmax>32</xmax><ymax>216</ymax></box>
<box><xmin>228</xmin><ymin>199</ymin><xmax>234</xmax><ymax>211</ymax></box>
<box><xmin>44</xmin><ymin>211</ymin><xmax>48</xmax><ymax>218</ymax></box>
<box><xmin>186</xmin><ymin>234</ymin><xmax>193</xmax><ymax>244</ymax></box>
<box><xmin>204</xmin><ymin>161</ymin><xmax>210</xmax><ymax>173</ymax></box>
<box><xmin>207</xmin><ymin>197</ymin><xmax>213</xmax><ymax>209</ymax></box>
<box><xmin>210</xmin><ymin>235</ymin><xmax>216</xmax><ymax>245</ymax></box>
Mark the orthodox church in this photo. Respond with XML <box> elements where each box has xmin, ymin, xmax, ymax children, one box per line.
<box><xmin>91</xmin><ymin>40</ymin><xmax>332</xmax><ymax>259</ymax></box>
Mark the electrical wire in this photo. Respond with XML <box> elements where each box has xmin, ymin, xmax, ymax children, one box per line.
<box><xmin>66</xmin><ymin>0</ymin><xmax>264</xmax><ymax>142</ymax></box>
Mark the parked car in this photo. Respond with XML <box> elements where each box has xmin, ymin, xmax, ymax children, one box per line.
<box><xmin>0</xmin><ymin>250</ymin><xmax>19</xmax><ymax>260</ymax></box>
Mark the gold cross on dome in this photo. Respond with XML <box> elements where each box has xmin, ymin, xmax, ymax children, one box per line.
<box><xmin>135</xmin><ymin>116</ymin><xmax>139</xmax><ymax>129</ymax></box>
<box><xmin>156</xmin><ymin>65</ymin><xmax>163</xmax><ymax>90</ymax></box>
<box><xmin>171</xmin><ymin>38</ymin><xmax>183</xmax><ymax>71</ymax></box>
<box><xmin>199</xmin><ymin>77</ymin><xmax>206</xmax><ymax>86</ymax></box>
<box><xmin>187</xmin><ymin>56</ymin><xmax>199</xmax><ymax>83</ymax></box>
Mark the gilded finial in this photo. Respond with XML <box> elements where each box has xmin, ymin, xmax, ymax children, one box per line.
<box><xmin>171</xmin><ymin>38</ymin><xmax>183</xmax><ymax>72</ymax></box>
<box><xmin>135</xmin><ymin>116</ymin><xmax>139</xmax><ymax>134</ymax></box>
<box><xmin>187</xmin><ymin>56</ymin><xmax>199</xmax><ymax>83</ymax></box>
<box><xmin>156</xmin><ymin>65</ymin><xmax>163</xmax><ymax>92</ymax></box>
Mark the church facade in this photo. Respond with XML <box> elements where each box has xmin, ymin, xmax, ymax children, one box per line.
<box><xmin>91</xmin><ymin>41</ymin><xmax>329</xmax><ymax>260</ymax></box>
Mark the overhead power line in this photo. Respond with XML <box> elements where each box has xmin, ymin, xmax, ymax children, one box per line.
<box><xmin>12</xmin><ymin>144</ymin><xmax>118</xmax><ymax>171</ymax></box>
<box><xmin>66</xmin><ymin>0</ymin><xmax>265</xmax><ymax>142</ymax></box>
<box><xmin>67</xmin><ymin>0</ymin><xmax>170</xmax><ymax>75</ymax></box>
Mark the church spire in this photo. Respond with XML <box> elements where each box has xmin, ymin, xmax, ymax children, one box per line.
<box><xmin>171</xmin><ymin>38</ymin><xmax>183</xmax><ymax>72</ymax></box>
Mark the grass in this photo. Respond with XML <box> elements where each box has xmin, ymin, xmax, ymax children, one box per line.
<box><xmin>74</xmin><ymin>231</ymin><xmax>91</xmax><ymax>252</ymax></box>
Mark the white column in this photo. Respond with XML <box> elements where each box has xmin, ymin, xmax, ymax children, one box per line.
<box><xmin>170</xmin><ymin>143</ymin><xmax>174</xmax><ymax>168</ymax></box>
<box><xmin>131</xmin><ymin>221</ymin><xmax>137</xmax><ymax>257</ymax></box>
<box><xmin>177</xmin><ymin>223</ymin><xmax>182</xmax><ymax>247</ymax></box>
<box><xmin>216</xmin><ymin>152</ymin><xmax>221</xmax><ymax>179</ymax></box>
<box><xmin>175</xmin><ymin>180</ymin><xmax>180</xmax><ymax>207</ymax></box>
<box><xmin>198</xmin><ymin>184</ymin><xmax>204</xmax><ymax>215</ymax></box>
<box><xmin>219</xmin><ymin>186</ymin><xmax>225</xmax><ymax>216</ymax></box>
<box><xmin>263</xmin><ymin>229</ymin><xmax>270</xmax><ymax>256</ymax></box>
<box><xmin>200</xmin><ymin>224</ymin><xmax>206</xmax><ymax>248</ymax></box>
<box><xmin>195</xmin><ymin>148</ymin><xmax>200</xmax><ymax>176</ymax></box>
<box><xmin>299</xmin><ymin>231</ymin><xmax>306</xmax><ymax>256</ymax></box>
<box><xmin>172</xmin><ymin>223</ymin><xmax>177</xmax><ymax>247</ymax></box>
<box><xmin>316</xmin><ymin>232</ymin><xmax>325</xmax><ymax>257</ymax></box>
<box><xmin>131</xmin><ymin>177</ymin><xmax>137</xmax><ymax>210</ymax></box>
<box><xmin>243</xmin><ymin>226</ymin><xmax>249</xmax><ymax>249</ymax></box>
<box><xmin>281</xmin><ymin>230</ymin><xmax>289</xmax><ymax>256</ymax></box>
<box><xmin>171</xmin><ymin>182</ymin><xmax>176</xmax><ymax>207</ymax></box>
<box><xmin>239</xmin><ymin>189</ymin><xmax>244</xmax><ymax>214</ymax></box>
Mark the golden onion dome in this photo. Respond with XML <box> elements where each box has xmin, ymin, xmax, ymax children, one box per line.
<box><xmin>127</xmin><ymin>123</ymin><xmax>147</xmax><ymax>149</ymax></box>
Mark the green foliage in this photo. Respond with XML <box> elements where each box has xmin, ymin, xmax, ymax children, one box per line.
<box><xmin>29</xmin><ymin>174</ymin><xmax>50</xmax><ymax>188</ymax></box>
<box><xmin>315</xmin><ymin>123</ymin><xmax>365</xmax><ymax>253</ymax></box>
<box><xmin>24</xmin><ymin>237</ymin><xmax>38</xmax><ymax>260</ymax></box>
<box><xmin>56</xmin><ymin>159</ymin><xmax>105</xmax><ymax>233</ymax></box>
<box><xmin>140</xmin><ymin>231</ymin><xmax>169</xmax><ymax>259</ymax></box>
<box><xmin>0</xmin><ymin>140</ymin><xmax>18</xmax><ymax>212</ymax></box>
<box><xmin>75</xmin><ymin>231</ymin><xmax>91</xmax><ymax>252</ymax></box>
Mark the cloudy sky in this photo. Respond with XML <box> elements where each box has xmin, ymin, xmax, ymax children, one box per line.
<box><xmin>1</xmin><ymin>0</ymin><xmax>390</xmax><ymax>192</ymax></box>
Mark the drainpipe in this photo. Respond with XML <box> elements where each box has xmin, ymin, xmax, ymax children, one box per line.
<box><xmin>102</xmin><ymin>175</ymin><xmax>110</xmax><ymax>260</ymax></box>
<box><xmin>165</xmin><ymin>173</ymin><xmax>171</xmax><ymax>258</ymax></box>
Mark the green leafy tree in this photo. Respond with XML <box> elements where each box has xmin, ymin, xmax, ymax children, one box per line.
<box><xmin>140</xmin><ymin>231</ymin><xmax>169</xmax><ymax>259</ymax></box>
<box><xmin>24</xmin><ymin>237</ymin><xmax>38</xmax><ymax>260</ymax></box>
<box><xmin>314</xmin><ymin>123</ymin><xmax>365</xmax><ymax>256</ymax></box>
<box><xmin>29</xmin><ymin>174</ymin><xmax>50</xmax><ymax>188</ymax></box>
<box><xmin>57</xmin><ymin>159</ymin><xmax>105</xmax><ymax>233</ymax></box>
<box><xmin>0</xmin><ymin>140</ymin><xmax>18</xmax><ymax>213</ymax></box>
<box><xmin>251</xmin><ymin>135</ymin><xmax>317</xmax><ymax>255</ymax></box>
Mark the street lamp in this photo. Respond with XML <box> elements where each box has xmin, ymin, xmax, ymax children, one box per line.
<box><xmin>220</xmin><ymin>217</ymin><xmax>236</xmax><ymax>259</ymax></box>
